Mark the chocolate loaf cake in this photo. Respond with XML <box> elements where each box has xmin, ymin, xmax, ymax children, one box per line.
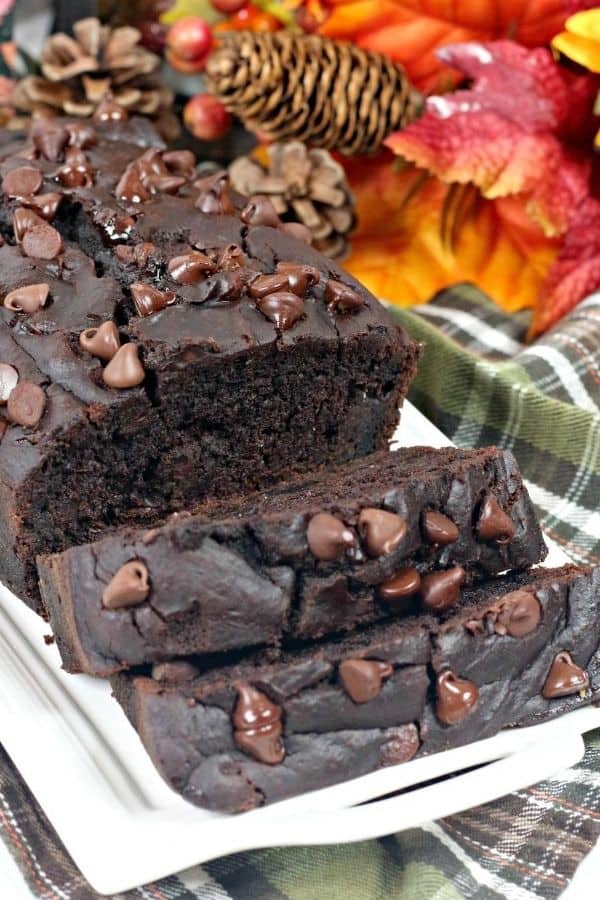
<box><xmin>38</xmin><ymin>446</ymin><xmax>546</xmax><ymax>676</ymax></box>
<box><xmin>0</xmin><ymin>118</ymin><xmax>419</xmax><ymax>608</ymax></box>
<box><xmin>111</xmin><ymin>565</ymin><xmax>600</xmax><ymax>813</ymax></box>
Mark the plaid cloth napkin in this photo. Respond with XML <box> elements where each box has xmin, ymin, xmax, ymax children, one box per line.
<box><xmin>1</xmin><ymin>284</ymin><xmax>599</xmax><ymax>899</ymax></box>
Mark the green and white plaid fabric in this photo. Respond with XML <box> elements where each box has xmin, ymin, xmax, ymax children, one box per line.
<box><xmin>1</xmin><ymin>285</ymin><xmax>599</xmax><ymax>899</ymax></box>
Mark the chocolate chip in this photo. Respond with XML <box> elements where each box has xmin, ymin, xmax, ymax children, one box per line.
<box><xmin>31</xmin><ymin>121</ymin><xmax>68</xmax><ymax>161</ymax></box>
<box><xmin>436</xmin><ymin>670</ymin><xmax>479</xmax><ymax>725</ymax></box>
<box><xmin>13</xmin><ymin>208</ymin><xmax>46</xmax><ymax>242</ymax></box>
<box><xmin>306</xmin><ymin>512</ymin><xmax>356</xmax><ymax>561</ymax></box>
<box><xmin>23</xmin><ymin>192</ymin><xmax>63</xmax><ymax>221</ymax></box>
<box><xmin>378</xmin><ymin>567</ymin><xmax>421</xmax><ymax>605</ymax></box>
<box><xmin>233</xmin><ymin>683</ymin><xmax>285</xmax><ymax>765</ymax></box>
<box><xmin>57</xmin><ymin>147</ymin><xmax>94</xmax><ymax>187</ymax></box>
<box><xmin>542</xmin><ymin>651</ymin><xmax>589</xmax><ymax>699</ymax></box>
<box><xmin>420</xmin><ymin>566</ymin><xmax>465</xmax><ymax>612</ymax></box>
<box><xmin>358</xmin><ymin>508</ymin><xmax>407</xmax><ymax>556</ymax></box>
<box><xmin>6</xmin><ymin>381</ymin><xmax>46</xmax><ymax>428</ymax></box>
<box><xmin>21</xmin><ymin>223</ymin><xmax>63</xmax><ymax>260</ymax></box>
<box><xmin>151</xmin><ymin>661</ymin><xmax>200</xmax><ymax>683</ymax></box>
<box><xmin>131</xmin><ymin>283</ymin><xmax>176</xmax><ymax>317</ymax></box>
<box><xmin>93</xmin><ymin>94</ymin><xmax>128</xmax><ymax>123</ymax></box>
<box><xmin>476</xmin><ymin>495</ymin><xmax>516</xmax><ymax>544</ymax></box>
<box><xmin>280</xmin><ymin>221</ymin><xmax>312</xmax><ymax>243</ymax></box>
<box><xmin>79</xmin><ymin>321</ymin><xmax>120</xmax><ymax>361</ymax></box>
<box><xmin>240</xmin><ymin>195</ymin><xmax>281</xmax><ymax>227</ymax></box>
<box><xmin>103</xmin><ymin>343</ymin><xmax>145</xmax><ymax>389</ymax></box>
<box><xmin>218</xmin><ymin>244</ymin><xmax>244</xmax><ymax>270</ymax></box>
<box><xmin>256</xmin><ymin>291</ymin><xmax>305</xmax><ymax>330</ymax></box>
<box><xmin>162</xmin><ymin>149</ymin><xmax>196</xmax><ymax>177</ymax></box>
<box><xmin>102</xmin><ymin>560</ymin><xmax>150</xmax><ymax>609</ymax></box>
<box><xmin>276</xmin><ymin>261</ymin><xmax>320</xmax><ymax>296</ymax></box>
<box><xmin>65</xmin><ymin>121</ymin><xmax>97</xmax><ymax>149</ymax></box>
<box><xmin>249</xmin><ymin>273</ymin><xmax>290</xmax><ymax>298</ymax></box>
<box><xmin>422</xmin><ymin>510</ymin><xmax>459</xmax><ymax>546</ymax></box>
<box><xmin>115</xmin><ymin>165</ymin><xmax>151</xmax><ymax>203</ymax></box>
<box><xmin>4</xmin><ymin>283</ymin><xmax>49</xmax><ymax>314</ymax></box>
<box><xmin>0</xmin><ymin>364</ymin><xmax>18</xmax><ymax>404</ymax></box>
<box><xmin>497</xmin><ymin>590</ymin><xmax>541</xmax><ymax>637</ymax></box>
<box><xmin>2</xmin><ymin>166</ymin><xmax>43</xmax><ymax>198</ymax></box>
<box><xmin>325</xmin><ymin>279</ymin><xmax>364</xmax><ymax>312</ymax></box>
<box><xmin>339</xmin><ymin>659</ymin><xmax>393</xmax><ymax>704</ymax></box>
<box><xmin>379</xmin><ymin>724</ymin><xmax>420</xmax><ymax>767</ymax></box>
<box><xmin>195</xmin><ymin>172</ymin><xmax>234</xmax><ymax>215</ymax></box>
<box><xmin>168</xmin><ymin>251</ymin><xmax>215</xmax><ymax>284</ymax></box>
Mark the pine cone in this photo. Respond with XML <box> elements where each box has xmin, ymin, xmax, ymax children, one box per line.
<box><xmin>229</xmin><ymin>142</ymin><xmax>355</xmax><ymax>259</ymax></box>
<box><xmin>14</xmin><ymin>17</ymin><xmax>177</xmax><ymax>136</ymax></box>
<box><xmin>205</xmin><ymin>31</ymin><xmax>423</xmax><ymax>156</ymax></box>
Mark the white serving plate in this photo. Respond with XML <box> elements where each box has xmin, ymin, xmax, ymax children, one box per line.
<box><xmin>0</xmin><ymin>401</ymin><xmax>596</xmax><ymax>896</ymax></box>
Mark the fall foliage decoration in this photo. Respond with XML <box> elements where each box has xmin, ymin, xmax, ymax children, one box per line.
<box><xmin>229</xmin><ymin>142</ymin><xmax>355</xmax><ymax>258</ymax></box>
<box><xmin>204</xmin><ymin>30</ymin><xmax>423</xmax><ymax>155</ymax></box>
<box><xmin>552</xmin><ymin>9</ymin><xmax>600</xmax><ymax>150</ymax></box>
<box><xmin>14</xmin><ymin>17</ymin><xmax>177</xmax><ymax>137</ymax></box>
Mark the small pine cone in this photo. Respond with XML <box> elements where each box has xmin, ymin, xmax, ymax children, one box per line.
<box><xmin>205</xmin><ymin>31</ymin><xmax>423</xmax><ymax>156</ymax></box>
<box><xmin>13</xmin><ymin>17</ymin><xmax>176</xmax><ymax>135</ymax></box>
<box><xmin>229</xmin><ymin>142</ymin><xmax>355</xmax><ymax>259</ymax></box>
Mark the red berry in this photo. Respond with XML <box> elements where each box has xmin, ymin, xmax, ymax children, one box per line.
<box><xmin>211</xmin><ymin>0</ymin><xmax>247</xmax><ymax>12</ymax></box>
<box><xmin>166</xmin><ymin>16</ymin><xmax>212</xmax><ymax>63</ymax></box>
<box><xmin>183</xmin><ymin>94</ymin><xmax>232</xmax><ymax>141</ymax></box>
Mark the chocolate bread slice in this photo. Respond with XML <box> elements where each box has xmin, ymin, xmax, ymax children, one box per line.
<box><xmin>111</xmin><ymin>565</ymin><xmax>600</xmax><ymax>813</ymax></box>
<box><xmin>38</xmin><ymin>446</ymin><xmax>546</xmax><ymax>676</ymax></box>
<box><xmin>0</xmin><ymin>119</ymin><xmax>419</xmax><ymax>609</ymax></box>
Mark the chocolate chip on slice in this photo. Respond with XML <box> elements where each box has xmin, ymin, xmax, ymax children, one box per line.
<box><xmin>79</xmin><ymin>321</ymin><xmax>120</xmax><ymax>361</ymax></box>
<box><xmin>93</xmin><ymin>94</ymin><xmax>128</xmax><ymax>123</ymax></box>
<box><xmin>233</xmin><ymin>683</ymin><xmax>285</xmax><ymax>765</ymax></box>
<box><xmin>325</xmin><ymin>279</ymin><xmax>364</xmax><ymax>312</ymax></box>
<box><xmin>542</xmin><ymin>651</ymin><xmax>589</xmax><ymax>699</ymax></box>
<box><xmin>240</xmin><ymin>195</ymin><xmax>281</xmax><ymax>227</ymax></box>
<box><xmin>497</xmin><ymin>589</ymin><xmax>541</xmax><ymax>638</ymax></box>
<box><xmin>476</xmin><ymin>495</ymin><xmax>516</xmax><ymax>544</ymax></box>
<box><xmin>256</xmin><ymin>292</ymin><xmax>305</xmax><ymax>330</ymax></box>
<box><xmin>436</xmin><ymin>670</ymin><xmax>479</xmax><ymax>725</ymax></box>
<box><xmin>21</xmin><ymin>223</ymin><xmax>63</xmax><ymax>260</ymax></box>
<box><xmin>168</xmin><ymin>251</ymin><xmax>215</xmax><ymax>285</ymax></box>
<box><xmin>116</xmin><ymin>166</ymin><xmax>151</xmax><ymax>204</ymax></box>
<box><xmin>131</xmin><ymin>283</ymin><xmax>176</xmax><ymax>317</ymax></box>
<box><xmin>280</xmin><ymin>221</ymin><xmax>312</xmax><ymax>243</ymax></box>
<box><xmin>422</xmin><ymin>510</ymin><xmax>459</xmax><ymax>546</ymax></box>
<box><xmin>162</xmin><ymin>149</ymin><xmax>196</xmax><ymax>177</ymax></box>
<box><xmin>0</xmin><ymin>364</ymin><xmax>18</xmax><ymax>404</ymax></box>
<box><xmin>6</xmin><ymin>381</ymin><xmax>46</xmax><ymax>428</ymax></box>
<box><xmin>4</xmin><ymin>283</ymin><xmax>49</xmax><ymax>314</ymax></box>
<box><xmin>339</xmin><ymin>659</ymin><xmax>393</xmax><ymax>704</ymax></box>
<box><xmin>2</xmin><ymin>166</ymin><xmax>43</xmax><ymax>198</ymax></box>
<box><xmin>248</xmin><ymin>273</ymin><xmax>290</xmax><ymax>299</ymax></box>
<box><xmin>103</xmin><ymin>343</ymin><xmax>145</xmax><ymax>389</ymax></box>
<box><xmin>275</xmin><ymin>261</ymin><xmax>320</xmax><ymax>296</ymax></box>
<box><xmin>152</xmin><ymin>661</ymin><xmax>200</xmax><ymax>683</ymax></box>
<box><xmin>57</xmin><ymin>147</ymin><xmax>95</xmax><ymax>187</ymax></box>
<box><xmin>358</xmin><ymin>508</ymin><xmax>407</xmax><ymax>557</ymax></box>
<box><xmin>307</xmin><ymin>512</ymin><xmax>356</xmax><ymax>561</ymax></box>
<box><xmin>420</xmin><ymin>566</ymin><xmax>465</xmax><ymax>612</ymax></box>
<box><xmin>218</xmin><ymin>243</ymin><xmax>244</xmax><ymax>270</ymax></box>
<box><xmin>378</xmin><ymin>567</ymin><xmax>421</xmax><ymax>605</ymax></box>
<box><xmin>32</xmin><ymin>121</ymin><xmax>69</xmax><ymax>161</ymax></box>
<box><xmin>102</xmin><ymin>560</ymin><xmax>150</xmax><ymax>609</ymax></box>
<box><xmin>12</xmin><ymin>208</ymin><xmax>45</xmax><ymax>242</ymax></box>
<box><xmin>65</xmin><ymin>121</ymin><xmax>97</xmax><ymax>149</ymax></box>
<box><xmin>379</xmin><ymin>723</ymin><xmax>420</xmax><ymax>767</ymax></box>
<box><xmin>23</xmin><ymin>192</ymin><xmax>63</xmax><ymax>222</ymax></box>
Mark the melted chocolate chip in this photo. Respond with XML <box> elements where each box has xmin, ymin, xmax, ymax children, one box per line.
<box><xmin>65</xmin><ymin>121</ymin><xmax>97</xmax><ymax>149</ymax></box>
<box><xmin>93</xmin><ymin>94</ymin><xmax>128</xmax><ymax>123</ymax></box>
<box><xmin>276</xmin><ymin>261</ymin><xmax>320</xmax><ymax>296</ymax></box>
<box><xmin>358</xmin><ymin>508</ymin><xmax>407</xmax><ymax>557</ymax></box>
<box><xmin>0</xmin><ymin>364</ymin><xmax>18</xmax><ymax>404</ymax></box>
<box><xmin>13</xmin><ymin>208</ymin><xmax>46</xmax><ymax>242</ymax></box>
<box><xmin>339</xmin><ymin>659</ymin><xmax>393</xmax><ymax>704</ymax></box>
<box><xmin>152</xmin><ymin>661</ymin><xmax>200</xmax><ymax>683</ymax></box>
<box><xmin>256</xmin><ymin>292</ymin><xmax>305</xmax><ymax>330</ymax></box>
<box><xmin>168</xmin><ymin>251</ymin><xmax>215</xmax><ymax>284</ymax></box>
<box><xmin>422</xmin><ymin>510</ymin><xmax>459</xmax><ymax>546</ymax></box>
<box><xmin>497</xmin><ymin>590</ymin><xmax>541</xmax><ymax>637</ymax></box>
<box><xmin>476</xmin><ymin>495</ymin><xmax>516</xmax><ymax>544</ymax></box>
<box><xmin>162</xmin><ymin>150</ymin><xmax>196</xmax><ymax>177</ymax></box>
<box><xmin>2</xmin><ymin>166</ymin><xmax>43</xmax><ymax>198</ymax></box>
<box><xmin>21</xmin><ymin>223</ymin><xmax>63</xmax><ymax>260</ymax></box>
<box><xmin>325</xmin><ymin>279</ymin><xmax>364</xmax><ymax>312</ymax></box>
<box><xmin>23</xmin><ymin>192</ymin><xmax>63</xmax><ymax>222</ymax></box>
<box><xmin>6</xmin><ymin>381</ymin><xmax>46</xmax><ymax>428</ymax></box>
<box><xmin>436</xmin><ymin>670</ymin><xmax>479</xmax><ymax>725</ymax></box>
<box><xmin>195</xmin><ymin>172</ymin><xmax>234</xmax><ymax>215</ymax></box>
<box><xmin>233</xmin><ymin>683</ymin><xmax>285</xmax><ymax>765</ymax></box>
<box><xmin>4</xmin><ymin>283</ymin><xmax>49</xmax><ymax>314</ymax></box>
<box><xmin>542</xmin><ymin>651</ymin><xmax>589</xmax><ymax>699</ymax></box>
<box><xmin>379</xmin><ymin>724</ymin><xmax>420</xmax><ymax>767</ymax></box>
<box><xmin>32</xmin><ymin>121</ymin><xmax>68</xmax><ymax>161</ymax></box>
<box><xmin>240</xmin><ymin>195</ymin><xmax>281</xmax><ymax>227</ymax></box>
<box><xmin>378</xmin><ymin>567</ymin><xmax>421</xmax><ymax>605</ymax></box>
<box><xmin>420</xmin><ymin>566</ymin><xmax>465</xmax><ymax>612</ymax></box>
<box><xmin>79</xmin><ymin>321</ymin><xmax>120</xmax><ymax>361</ymax></box>
<box><xmin>102</xmin><ymin>560</ymin><xmax>150</xmax><ymax>609</ymax></box>
<box><xmin>131</xmin><ymin>283</ymin><xmax>176</xmax><ymax>317</ymax></box>
<box><xmin>57</xmin><ymin>147</ymin><xmax>94</xmax><ymax>187</ymax></box>
<box><xmin>115</xmin><ymin>165</ymin><xmax>151</xmax><ymax>203</ymax></box>
<box><xmin>102</xmin><ymin>343</ymin><xmax>145</xmax><ymax>389</ymax></box>
<box><xmin>218</xmin><ymin>244</ymin><xmax>244</xmax><ymax>270</ymax></box>
<box><xmin>306</xmin><ymin>512</ymin><xmax>356</xmax><ymax>561</ymax></box>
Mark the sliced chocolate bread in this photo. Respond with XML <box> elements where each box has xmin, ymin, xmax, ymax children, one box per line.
<box><xmin>38</xmin><ymin>446</ymin><xmax>546</xmax><ymax>676</ymax></box>
<box><xmin>111</xmin><ymin>565</ymin><xmax>600</xmax><ymax>813</ymax></box>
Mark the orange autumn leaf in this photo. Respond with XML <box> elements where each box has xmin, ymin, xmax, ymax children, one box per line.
<box><xmin>318</xmin><ymin>0</ymin><xmax>597</xmax><ymax>93</ymax></box>
<box><xmin>341</xmin><ymin>154</ymin><xmax>560</xmax><ymax>311</ymax></box>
